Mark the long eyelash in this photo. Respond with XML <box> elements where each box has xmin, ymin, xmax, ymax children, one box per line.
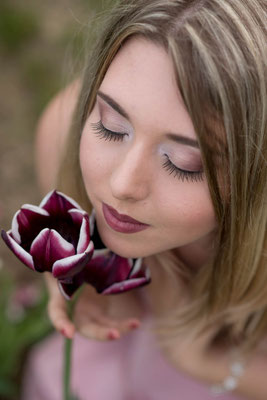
<box><xmin>91</xmin><ymin>120</ymin><xmax>126</xmax><ymax>142</ymax></box>
<box><xmin>162</xmin><ymin>154</ymin><xmax>204</xmax><ymax>183</ymax></box>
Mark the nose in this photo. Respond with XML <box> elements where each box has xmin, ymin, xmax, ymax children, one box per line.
<box><xmin>110</xmin><ymin>144</ymin><xmax>151</xmax><ymax>201</ymax></box>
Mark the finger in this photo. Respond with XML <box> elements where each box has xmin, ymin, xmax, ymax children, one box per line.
<box><xmin>47</xmin><ymin>297</ymin><xmax>75</xmax><ymax>339</ymax></box>
<box><xmin>76</xmin><ymin>312</ymin><xmax>141</xmax><ymax>341</ymax></box>
<box><xmin>74</xmin><ymin>300</ymin><xmax>141</xmax><ymax>332</ymax></box>
<box><xmin>92</xmin><ymin>309</ymin><xmax>141</xmax><ymax>332</ymax></box>
<box><xmin>112</xmin><ymin>317</ymin><xmax>141</xmax><ymax>334</ymax></box>
<box><xmin>78</xmin><ymin>320</ymin><xmax>121</xmax><ymax>341</ymax></box>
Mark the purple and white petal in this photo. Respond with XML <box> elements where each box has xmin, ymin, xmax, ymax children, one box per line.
<box><xmin>52</xmin><ymin>245</ymin><xmax>93</xmax><ymax>279</ymax></box>
<box><xmin>76</xmin><ymin>216</ymin><xmax>91</xmax><ymax>254</ymax></box>
<box><xmin>83</xmin><ymin>252</ymin><xmax>131</xmax><ymax>292</ymax></box>
<box><xmin>49</xmin><ymin>229</ymin><xmax>75</xmax><ymax>258</ymax></box>
<box><xmin>13</xmin><ymin>205</ymin><xmax>49</xmax><ymax>246</ymax></box>
<box><xmin>21</xmin><ymin>204</ymin><xmax>50</xmax><ymax>217</ymax></box>
<box><xmin>101</xmin><ymin>277</ymin><xmax>150</xmax><ymax>295</ymax></box>
<box><xmin>104</xmin><ymin>254</ymin><xmax>133</xmax><ymax>283</ymax></box>
<box><xmin>29</xmin><ymin>228</ymin><xmax>50</xmax><ymax>272</ymax></box>
<box><xmin>86</xmin><ymin>256</ymin><xmax>150</xmax><ymax>294</ymax></box>
<box><xmin>85</xmin><ymin>240</ymin><xmax>94</xmax><ymax>255</ymax></box>
<box><xmin>1</xmin><ymin>230</ymin><xmax>34</xmax><ymax>271</ymax></box>
<box><xmin>56</xmin><ymin>191</ymin><xmax>83</xmax><ymax>210</ymax></box>
<box><xmin>40</xmin><ymin>190</ymin><xmax>82</xmax><ymax>216</ymax></box>
<box><xmin>11</xmin><ymin>210</ymin><xmax>21</xmax><ymax>243</ymax></box>
<box><xmin>128</xmin><ymin>258</ymin><xmax>151</xmax><ymax>280</ymax></box>
<box><xmin>58</xmin><ymin>279</ymin><xmax>83</xmax><ymax>300</ymax></box>
<box><xmin>58</xmin><ymin>281</ymin><xmax>74</xmax><ymax>300</ymax></box>
<box><xmin>30</xmin><ymin>229</ymin><xmax>75</xmax><ymax>272</ymax></box>
<box><xmin>68</xmin><ymin>208</ymin><xmax>88</xmax><ymax>228</ymax></box>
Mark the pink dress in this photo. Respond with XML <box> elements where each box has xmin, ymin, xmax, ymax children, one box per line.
<box><xmin>22</xmin><ymin>317</ymin><xmax>244</xmax><ymax>400</ymax></box>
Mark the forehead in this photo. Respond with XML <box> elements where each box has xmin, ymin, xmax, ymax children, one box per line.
<box><xmin>103</xmin><ymin>37</ymin><xmax>176</xmax><ymax>96</ymax></box>
<box><xmin>99</xmin><ymin>36</ymin><xmax>196</xmax><ymax>140</ymax></box>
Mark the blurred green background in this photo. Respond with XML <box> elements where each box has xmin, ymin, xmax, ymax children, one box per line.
<box><xmin>0</xmin><ymin>1</ymin><xmax>110</xmax><ymax>398</ymax></box>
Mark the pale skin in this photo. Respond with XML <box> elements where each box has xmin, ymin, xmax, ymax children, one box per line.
<box><xmin>36</xmin><ymin>38</ymin><xmax>267</xmax><ymax>399</ymax></box>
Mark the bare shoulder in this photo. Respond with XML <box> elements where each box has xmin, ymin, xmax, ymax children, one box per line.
<box><xmin>35</xmin><ymin>78</ymin><xmax>81</xmax><ymax>194</ymax></box>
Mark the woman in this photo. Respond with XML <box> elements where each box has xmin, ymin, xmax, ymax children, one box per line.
<box><xmin>23</xmin><ymin>0</ymin><xmax>267</xmax><ymax>398</ymax></box>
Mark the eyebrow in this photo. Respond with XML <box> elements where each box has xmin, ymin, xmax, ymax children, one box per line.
<box><xmin>97</xmin><ymin>90</ymin><xmax>200</xmax><ymax>149</ymax></box>
<box><xmin>97</xmin><ymin>90</ymin><xmax>130</xmax><ymax>120</ymax></box>
<box><xmin>166</xmin><ymin>133</ymin><xmax>199</xmax><ymax>149</ymax></box>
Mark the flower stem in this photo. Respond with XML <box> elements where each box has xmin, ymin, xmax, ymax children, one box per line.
<box><xmin>62</xmin><ymin>287</ymin><xmax>83</xmax><ymax>400</ymax></box>
<box><xmin>63</xmin><ymin>337</ymin><xmax>73</xmax><ymax>400</ymax></box>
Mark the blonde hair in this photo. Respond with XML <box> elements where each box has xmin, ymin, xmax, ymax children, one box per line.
<box><xmin>58</xmin><ymin>0</ymin><xmax>267</xmax><ymax>352</ymax></box>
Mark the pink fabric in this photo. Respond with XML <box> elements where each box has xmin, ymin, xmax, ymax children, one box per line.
<box><xmin>22</xmin><ymin>319</ymin><xmax>244</xmax><ymax>400</ymax></box>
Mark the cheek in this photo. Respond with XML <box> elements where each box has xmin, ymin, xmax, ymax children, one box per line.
<box><xmin>181</xmin><ymin>201</ymin><xmax>216</xmax><ymax>232</ymax></box>
<box><xmin>158</xmin><ymin>180</ymin><xmax>216</xmax><ymax>234</ymax></box>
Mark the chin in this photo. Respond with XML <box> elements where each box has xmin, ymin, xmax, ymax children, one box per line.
<box><xmin>107</xmin><ymin>243</ymin><xmax>146</xmax><ymax>259</ymax></box>
<box><xmin>96</xmin><ymin>219</ymin><xmax>157</xmax><ymax>258</ymax></box>
<box><xmin>100</xmin><ymin>235</ymin><xmax>150</xmax><ymax>259</ymax></box>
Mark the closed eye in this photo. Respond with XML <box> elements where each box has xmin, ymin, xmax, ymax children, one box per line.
<box><xmin>162</xmin><ymin>154</ymin><xmax>204</xmax><ymax>182</ymax></box>
<box><xmin>91</xmin><ymin>120</ymin><xmax>128</xmax><ymax>142</ymax></box>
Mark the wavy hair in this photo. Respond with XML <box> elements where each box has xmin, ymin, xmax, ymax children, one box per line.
<box><xmin>58</xmin><ymin>0</ymin><xmax>267</xmax><ymax>352</ymax></box>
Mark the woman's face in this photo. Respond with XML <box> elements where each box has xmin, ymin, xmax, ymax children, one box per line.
<box><xmin>80</xmin><ymin>37</ymin><xmax>217</xmax><ymax>261</ymax></box>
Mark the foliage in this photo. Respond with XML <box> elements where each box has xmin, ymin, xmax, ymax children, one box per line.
<box><xmin>0</xmin><ymin>3</ymin><xmax>39</xmax><ymax>53</ymax></box>
<box><xmin>0</xmin><ymin>270</ymin><xmax>52</xmax><ymax>399</ymax></box>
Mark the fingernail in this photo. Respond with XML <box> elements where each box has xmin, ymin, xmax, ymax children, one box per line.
<box><xmin>129</xmin><ymin>321</ymin><xmax>140</xmax><ymax>329</ymax></box>
<box><xmin>107</xmin><ymin>330</ymin><xmax>120</xmax><ymax>340</ymax></box>
<box><xmin>60</xmin><ymin>328</ymin><xmax>67</xmax><ymax>337</ymax></box>
<box><xmin>60</xmin><ymin>328</ymin><xmax>72</xmax><ymax>339</ymax></box>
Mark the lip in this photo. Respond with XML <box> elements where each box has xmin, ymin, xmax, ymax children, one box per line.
<box><xmin>102</xmin><ymin>203</ymin><xmax>149</xmax><ymax>234</ymax></box>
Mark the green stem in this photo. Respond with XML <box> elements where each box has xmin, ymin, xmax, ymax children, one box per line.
<box><xmin>63</xmin><ymin>337</ymin><xmax>73</xmax><ymax>400</ymax></box>
<box><xmin>62</xmin><ymin>287</ymin><xmax>83</xmax><ymax>400</ymax></box>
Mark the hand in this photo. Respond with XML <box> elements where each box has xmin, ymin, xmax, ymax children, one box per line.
<box><xmin>72</xmin><ymin>284</ymin><xmax>141</xmax><ymax>341</ymax></box>
<box><xmin>45</xmin><ymin>273</ymin><xmax>142</xmax><ymax>341</ymax></box>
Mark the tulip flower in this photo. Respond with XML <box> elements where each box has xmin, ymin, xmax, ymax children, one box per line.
<box><xmin>1</xmin><ymin>190</ymin><xmax>94</xmax><ymax>284</ymax></box>
<box><xmin>1</xmin><ymin>190</ymin><xmax>151</xmax><ymax>299</ymax></box>
<box><xmin>58</xmin><ymin>249</ymin><xmax>150</xmax><ymax>299</ymax></box>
